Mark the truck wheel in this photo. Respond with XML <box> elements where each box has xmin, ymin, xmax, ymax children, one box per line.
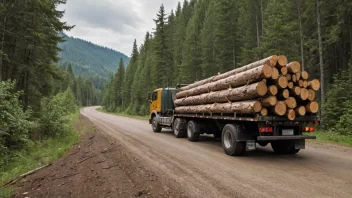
<box><xmin>152</xmin><ymin>116</ymin><xmax>162</xmax><ymax>133</ymax></box>
<box><xmin>271</xmin><ymin>140</ymin><xmax>296</xmax><ymax>154</ymax></box>
<box><xmin>221</xmin><ymin>124</ymin><xmax>245</xmax><ymax>156</ymax></box>
<box><xmin>187</xmin><ymin>120</ymin><xmax>200</xmax><ymax>142</ymax></box>
<box><xmin>173</xmin><ymin>118</ymin><xmax>186</xmax><ymax>138</ymax></box>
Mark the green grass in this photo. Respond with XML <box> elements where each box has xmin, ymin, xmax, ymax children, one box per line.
<box><xmin>0</xmin><ymin>111</ymin><xmax>81</xmax><ymax>198</ymax></box>
<box><xmin>312</xmin><ymin>130</ymin><xmax>352</xmax><ymax>147</ymax></box>
<box><xmin>97</xmin><ymin>107</ymin><xmax>149</xmax><ymax>120</ymax></box>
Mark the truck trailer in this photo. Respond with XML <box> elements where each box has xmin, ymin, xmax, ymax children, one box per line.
<box><xmin>148</xmin><ymin>87</ymin><xmax>317</xmax><ymax>156</ymax></box>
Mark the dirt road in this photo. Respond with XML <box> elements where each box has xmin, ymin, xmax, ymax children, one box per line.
<box><xmin>79</xmin><ymin>107</ymin><xmax>352</xmax><ymax>198</ymax></box>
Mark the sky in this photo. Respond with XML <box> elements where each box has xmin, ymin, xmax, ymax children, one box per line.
<box><xmin>59</xmin><ymin>0</ymin><xmax>179</xmax><ymax>56</ymax></box>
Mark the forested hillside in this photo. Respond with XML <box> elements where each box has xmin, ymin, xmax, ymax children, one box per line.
<box><xmin>58</xmin><ymin>34</ymin><xmax>129</xmax><ymax>89</ymax></box>
<box><xmin>103</xmin><ymin>0</ymin><xmax>352</xmax><ymax>134</ymax></box>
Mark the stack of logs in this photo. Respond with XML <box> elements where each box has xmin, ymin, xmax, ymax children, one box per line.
<box><xmin>174</xmin><ymin>55</ymin><xmax>320</xmax><ymax>120</ymax></box>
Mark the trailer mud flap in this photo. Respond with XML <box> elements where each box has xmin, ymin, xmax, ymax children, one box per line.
<box><xmin>246</xmin><ymin>140</ymin><xmax>256</xmax><ymax>151</ymax></box>
<box><xmin>295</xmin><ymin>139</ymin><xmax>305</xmax><ymax>149</ymax></box>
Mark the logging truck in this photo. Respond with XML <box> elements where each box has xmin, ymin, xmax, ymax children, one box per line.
<box><xmin>148</xmin><ymin>55</ymin><xmax>319</xmax><ymax>156</ymax></box>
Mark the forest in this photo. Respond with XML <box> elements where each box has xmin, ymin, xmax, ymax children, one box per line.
<box><xmin>0</xmin><ymin>0</ymin><xmax>101</xmax><ymax>171</ymax></box>
<box><xmin>103</xmin><ymin>0</ymin><xmax>352</xmax><ymax>135</ymax></box>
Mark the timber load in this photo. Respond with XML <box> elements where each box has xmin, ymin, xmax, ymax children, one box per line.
<box><xmin>174</xmin><ymin>55</ymin><xmax>320</xmax><ymax>121</ymax></box>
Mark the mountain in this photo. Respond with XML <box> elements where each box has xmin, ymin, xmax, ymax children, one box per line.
<box><xmin>58</xmin><ymin>34</ymin><xmax>130</xmax><ymax>81</ymax></box>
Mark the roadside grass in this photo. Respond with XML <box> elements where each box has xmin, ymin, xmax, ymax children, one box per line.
<box><xmin>312</xmin><ymin>130</ymin><xmax>352</xmax><ymax>147</ymax></box>
<box><xmin>97</xmin><ymin>107</ymin><xmax>149</xmax><ymax>120</ymax></box>
<box><xmin>0</xmin><ymin>111</ymin><xmax>82</xmax><ymax>198</ymax></box>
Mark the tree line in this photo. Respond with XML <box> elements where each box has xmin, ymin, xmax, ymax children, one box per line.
<box><xmin>103</xmin><ymin>0</ymin><xmax>352</xmax><ymax>134</ymax></box>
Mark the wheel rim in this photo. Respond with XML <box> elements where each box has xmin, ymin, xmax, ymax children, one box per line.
<box><xmin>153</xmin><ymin>118</ymin><xmax>156</xmax><ymax>130</ymax></box>
<box><xmin>224</xmin><ymin>130</ymin><xmax>233</xmax><ymax>149</ymax></box>
<box><xmin>187</xmin><ymin>123</ymin><xmax>192</xmax><ymax>137</ymax></box>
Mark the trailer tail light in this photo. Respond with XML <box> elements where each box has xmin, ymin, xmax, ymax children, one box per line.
<box><xmin>302</xmin><ymin>126</ymin><xmax>315</xmax><ymax>132</ymax></box>
<box><xmin>310</xmin><ymin>127</ymin><xmax>315</xmax><ymax>132</ymax></box>
<box><xmin>259</xmin><ymin>127</ymin><xmax>273</xmax><ymax>133</ymax></box>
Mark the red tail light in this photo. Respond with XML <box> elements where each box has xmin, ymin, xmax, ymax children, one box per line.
<box><xmin>259</xmin><ymin>127</ymin><xmax>273</xmax><ymax>133</ymax></box>
<box><xmin>310</xmin><ymin>127</ymin><xmax>315</xmax><ymax>132</ymax></box>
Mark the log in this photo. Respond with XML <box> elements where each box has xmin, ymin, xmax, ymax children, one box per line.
<box><xmin>295</xmin><ymin>106</ymin><xmax>306</xmax><ymax>116</ymax></box>
<box><xmin>268</xmin><ymin>85</ymin><xmax>278</xmax><ymax>96</ymax></box>
<box><xmin>174</xmin><ymin>82</ymin><xmax>268</xmax><ymax>106</ymax></box>
<box><xmin>261</xmin><ymin>96</ymin><xmax>277</xmax><ymax>107</ymax></box>
<box><xmin>287</xmin><ymin>82</ymin><xmax>294</xmax><ymax>89</ymax></box>
<box><xmin>174</xmin><ymin>100</ymin><xmax>263</xmax><ymax>114</ymax></box>
<box><xmin>302</xmin><ymin>80</ymin><xmax>308</xmax><ymax>88</ymax></box>
<box><xmin>308</xmin><ymin>89</ymin><xmax>316</xmax><ymax>101</ymax></box>
<box><xmin>278</xmin><ymin>89</ymin><xmax>289</xmax><ymax>99</ymax></box>
<box><xmin>292</xmin><ymin>74</ymin><xmax>297</xmax><ymax>82</ymax></box>
<box><xmin>261</xmin><ymin>108</ymin><xmax>268</xmax><ymax>116</ymax></box>
<box><xmin>287</xmin><ymin>61</ymin><xmax>301</xmax><ymax>73</ymax></box>
<box><xmin>298</xmin><ymin>80</ymin><xmax>304</xmax><ymax>87</ymax></box>
<box><xmin>301</xmin><ymin>71</ymin><xmax>309</xmax><ymax>80</ymax></box>
<box><xmin>285</xmin><ymin>97</ymin><xmax>297</xmax><ymax>109</ymax></box>
<box><xmin>270</xmin><ymin>101</ymin><xmax>287</xmax><ymax>116</ymax></box>
<box><xmin>286</xmin><ymin>109</ymin><xmax>296</xmax><ymax>121</ymax></box>
<box><xmin>305</xmin><ymin>102</ymin><xmax>319</xmax><ymax>113</ymax></box>
<box><xmin>308</xmin><ymin>79</ymin><xmax>320</xmax><ymax>91</ymax></box>
<box><xmin>277</xmin><ymin>55</ymin><xmax>288</xmax><ymax>67</ymax></box>
<box><xmin>271</xmin><ymin>67</ymin><xmax>279</xmax><ymax>80</ymax></box>
<box><xmin>179</xmin><ymin>56</ymin><xmax>278</xmax><ymax>91</ymax></box>
<box><xmin>286</xmin><ymin>73</ymin><xmax>292</xmax><ymax>81</ymax></box>
<box><xmin>296</xmin><ymin>72</ymin><xmax>301</xmax><ymax>81</ymax></box>
<box><xmin>280</xmin><ymin>66</ymin><xmax>288</xmax><ymax>75</ymax></box>
<box><xmin>274</xmin><ymin>76</ymin><xmax>288</xmax><ymax>89</ymax></box>
<box><xmin>290</xmin><ymin>86</ymin><xmax>301</xmax><ymax>96</ymax></box>
<box><xmin>298</xmin><ymin>88</ymin><xmax>309</xmax><ymax>101</ymax></box>
<box><xmin>176</xmin><ymin>65</ymin><xmax>273</xmax><ymax>99</ymax></box>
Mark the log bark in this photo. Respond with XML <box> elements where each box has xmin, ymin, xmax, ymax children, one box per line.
<box><xmin>307</xmin><ymin>79</ymin><xmax>320</xmax><ymax>91</ymax></box>
<box><xmin>179</xmin><ymin>56</ymin><xmax>278</xmax><ymax>92</ymax></box>
<box><xmin>278</xmin><ymin>89</ymin><xmax>289</xmax><ymax>99</ymax></box>
<box><xmin>268</xmin><ymin>85</ymin><xmax>278</xmax><ymax>96</ymax></box>
<box><xmin>308</xmin><ymin>89</ymin><xmax>316</xmax><ymax>101</ymax></box>
<box><xmin>174</xmin><ymin>82</ymin><xmax>268</xmax><ymax>106</ymax></box>
<box><xmin>286</xmin><ymin>109</ymin><xmax>296</xmax><ymax>120</ymax></box>
<box><xmin>301</xmin><ymin>71</ymin><xmax>309</xmax><ymax>80</ymax></box>
<box><xmin>270</xmin><ymin>101</ymin><xmax>287</xmax><ymax>116</ymax></box>
<box><xmin>175</xmin><ymin>100</ymin><xmax>263</xmax><ymax>114</ymax></box>
<box><xmin>306</xmin><ymin>101</ymin><xmax>319</xmax><ymax>113</ymax></box>
<box><xmin>287</xmin><ymin>61</ymin><xmax>301</xmax><ymax>73</ymax></box>
<box><xmin>285</xmin><ymin>97</ymin><xmax>297</xmax><ymax>109</ymax></box>
<box><xmin>295</xmin><ymin>106</ymin><xmax>306</xmax><ymax>116</ymax></box>
<box><xmin>261</xmin><ymin>96</ymin><xmax>277</xmax><ymax>107</ymax></box>
<box><xmin>280</xmin><ymin>66</ymin><xmax>288</xmax><ymax>75</ymax></box>
<box><xmin>176</xmin><ymin>65</ymin><xmax>273</xmax><ymax>99</ymax></box>
<box><xmin>277</xmin><ymin>55</ymin><xmax>288</xmax><ymax>67</ymax></box>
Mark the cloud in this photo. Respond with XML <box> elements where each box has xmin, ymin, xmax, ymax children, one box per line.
<box><xmin>60</xmin><ymin>0</ymin><xmax>179</xmax><ymax>55</ymax></box>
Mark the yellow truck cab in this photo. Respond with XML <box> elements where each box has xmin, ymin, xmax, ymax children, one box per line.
<box><xmin>148</xmin><ymin>88</ymin><xmax>177</xmax><ymax>132</ymax></box>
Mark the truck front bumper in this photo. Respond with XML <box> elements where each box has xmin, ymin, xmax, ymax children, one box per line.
<box><xmin>257</xmin><ymin>135</ymin><xmax>316</xmax><ymax>141</ymax></box>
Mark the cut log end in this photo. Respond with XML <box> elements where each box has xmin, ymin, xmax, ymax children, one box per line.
<box><xmin>280</xmin><ymin>66</ymin><xmax>288</xmax><ymax>75</ymax></box>
<box><xmin>257</xmin><ymin>82</ymin><xmax>268</xmax><ymax>96</ymax></box>
<box><xmin>295</xmin><ymin>106</ymin><xmax>306</xmax><ymax>116</ymax></box>
<box><xmin>285</xmin><ymin>97</ymin><xmax>297</xmax><ymax>109</ymax></box>
<box><xmin>308</xmin><ymin>79</ymin><xmax>321</xmax><ymax>91</ymax></box>
<box><xmin>287</xmin><ymin>61</ymin><xmax>301</xmax><ymax>73</ymax></box>
<box><xmin>269</xmin><ymin>55</ymin><xmax>279</xmax><ymax>67</ymax></box>
<box><xmin>261</xmin><ymin>108</ymin><xmax>268</xmax><ymax>116</ymax></box>
<box><xmin>291</xmin><ymin>86</ymin><xmax>301</xmax><ymax>96</ymax></box>
<box><xmin>262</xmin><ymin>65</ymin><xmax>273</xmax><ymax>79</ymax></box>
<box><xmin>301</xmin><ymin>71</ymin><xmax>309</xmax><ymax>80</ymax></box>
<box><xmin>288</xmin><ymin>82</ymin><xmax>294</xmax><ymax>89</ymax></box>
<box><xmin>308</xmin><ymin>89</ymin><xmax>316</xmax><ymax>101</ymax></box>
<box><xmin>272</xmin><ymin>101</ymin><xmax>287</xmax><ymax>116</ymax></box>
<box><xmin>306</xmin><ymin>102</ymin><xmax>319</xmax><ymax>113</ymax></box>
<box><xmin>253</xmin><ymin>101</ymin><xmax>263</xmax><ymax>113</ymax></box>
<box><xmin>268</xmin><ymin>85</ymin><xmax>278</xmax><ymax>96</ymax></box>
<box><xmin>300</xmin><ymin>88</ymin><xmax>309</xmax><ymax>101</ymax></box>
<box><xmin>276</xmin><ymin>76</ymin><xmax>288</xmax><ymax>89</ymax></box>
<box><xmin>286</xmin><ymin>74</ymin><xmax>292</xmax><ymax>81</ymax></box>
<box><xmin>279</xmin><ymin>89</ymin><xmax>289</xmax><ymax>99</ymax></box>
<box><xmin>286</xmin><ymin>109</ymin><xmax>296</xmax><ymax>121</ymax></box>
<box><xmin>277</xmin><ymin>55</ymin><xmax>288</xmax><ymax>67</ymax></box>
<box><xmin>296</xmin><ymin>72</ymin><xmax>301</xmax><ymax>81</ymax></box>
<box><xmin>292</xmin><ymin>74</ymin><xmax>297</xmax><ymax>82</ymax></box>
<box><xmin>271</xmin><ymin>67</ymin><xmax>279</xmax><ymax>80</ymax></box>
<box><xmin>303</xmin><ymin>80</ymin><xmax>308</xmax><ymax>88</ymax></box>
<box><xmin>261</xmin><ymin>96</ymin><xmax>277</xmax><ymax>107</ymax></box>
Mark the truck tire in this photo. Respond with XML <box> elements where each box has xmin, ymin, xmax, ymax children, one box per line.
<box><xmin>271</xmin><ymin>140</ymin><xmax>297</xmax><ymax>154</ymax></box>
<box><xmin>152</xmin><ymin>116</ymin><xmax>162</xmax><ymax>133</ymax></box>
<box><xmin>173</xmin><ymin>118</ymin><xmax>187</xmax><ymax>138</ymax></box>
<box><xmin>187</xmin><ymin>120</ymin><xmax>200</xmax><ymax>142</ymax></box>
<box><xmin>221</xmin><ymin>124</ymin><xmax>246</xmax><ymax>156</ymax></box>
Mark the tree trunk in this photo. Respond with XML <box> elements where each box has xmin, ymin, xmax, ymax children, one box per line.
<box><xmin>176</xmin><ymin>65</ymin><xmax>272</xmax><ymax>99</ymax></box>
<box><xmin>297</xmin><ymin>0</ymin><xmax>305</xmax><ymax>71</ymax></box>
<box><xmin>261</xmin><ymin>0</ymin><xmax>264</xmax><ymax>36</ymax></box>
<box><xmin>175</xmin><ymin>100</ymin><xmax>262</xmax><ymax>114</ymax></box>
<box><xmin>179</xmin><ymin>56</ymin><xmax>278</xmax><ymax>92</ymax></box>
<box><xmin>174</xmin><ymin>82</ymin><xmax>267</xmax><ymax>106</ymax></box>
<box><xmin>316</xmin><ymin>0</ymin><xmax>325</xmax><ymax>125</ymax></box>
<box><xmin>0</xmin><ymin>3</ymin><xmax>7</xmax><ymax>81</ymax></box>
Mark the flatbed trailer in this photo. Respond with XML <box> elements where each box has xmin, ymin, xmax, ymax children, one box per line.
<box><xmin>148</xmin><ymin>88</ymin><xmax>317</xmax><ymax>156</ymax></box>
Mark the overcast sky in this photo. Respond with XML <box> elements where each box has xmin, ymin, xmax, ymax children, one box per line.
<box><xmin>59</xmin><ymin>0</ymin><xmax>179</xmax><ymax>56</ymax></box>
